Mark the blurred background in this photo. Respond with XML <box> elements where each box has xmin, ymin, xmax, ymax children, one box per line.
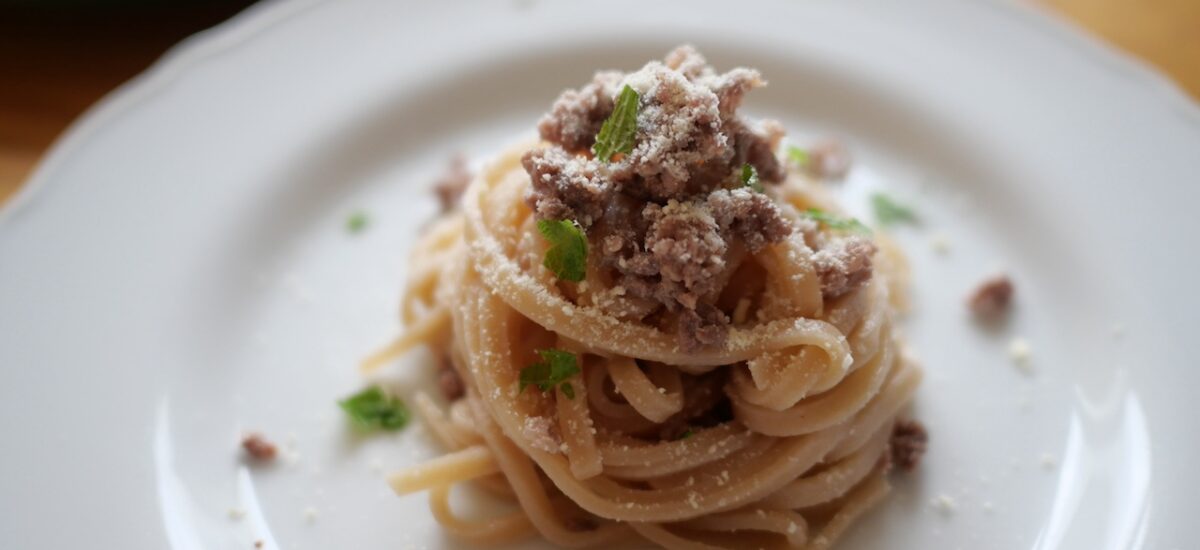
<box><xmin>1</xmin><ymin>0</ymin><xmax>1197</xmax><ymax>206</ymax></box>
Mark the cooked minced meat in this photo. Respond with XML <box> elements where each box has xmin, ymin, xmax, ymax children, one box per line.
<box><xmin>524</xmin><ymin>46</ymin><xmax>869</xmax><ymax>350</ymax></box>
<box><xmin>523</xmin><ymin>147</ymin><xmax>610</xmax><ymax>226</ymax></box>
<box><xmin>679</xmin><ymin>303</ymin><xmax>730</xmax><ymax>350</ymax></box>
<box><xmin>812</xmin><ymin>236</ymin><xmax>877</xmax><ymax>299</ymax></box>
<box><xmin>537</xmin><ymin>71</ymin><xmax>622</xmax><ymax>153</ymax></box>
<box><xmin>890</xmin><ymin>419</ymin><xmax>928</xmax><ymax>471</ymax></box>
<box><xmin>706</xmin><ymin>188</ymin><xmax>793</xmax><ymax>253</ymax></box>
<box><xmin>968</xmin><ymin>275</ymin><xmax>1014</xmax><ymax>319</ymax></box>
<box><xmin>529</xmin><ymin>47</ymin><xmax>786</xmax><ymax>216</ymax></box>
<box><xmin>609</xmin><ymin>189</ymin><xmax>793</xmax><ymax>323</ymax></box>
<box><xmin>241</xmin><ymin>433</ymin><xmax>277</xmax><ymax>462</ymax></box>
<box><xmin>641</xmin><ymin>199</ymin><xmax>728</xmax><ymax>304</ymax></box>
<box><xmin>433</xmin><ymin>155</ymin><xmax>472</xmax><ymax>212</ymax></box>
<box><xmin>731</xmin><ymin>119</ymin><xmax>787</xmax><ymax>183</ymax></box>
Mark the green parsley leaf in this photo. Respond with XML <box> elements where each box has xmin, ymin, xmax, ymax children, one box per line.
<box><xmin>338</xmin><ymin>386</ymin><xmax>409</xmax><ymax>431</ymax></box>
<box><xmin>677</xmin><ymin>429</ymin><xmax>695</xmax><ymax>440</ymax></box>
<box><xmin>806</xmin><ymin>208</ymin><xmax>872</xmax><ymax>235</ymax></box>
<box><xmin>740</xmin><ymin>164</ymin><xmax>763</xmax><ymax>192</ymax></box>
<box><xmin>787</xmin><ymin>146</ymin><xmax>810</xmax><ymax>167</ymax></box>
<box><xmin>346</xmin><ymin>211</ymin><xmax>369</xmax><ymax>234</ymax></box>
<box><xmin>592</xmin><ymin>85</ymin><xmax>640</xmax><ymax>163</ymax></box>
<box><xmin>870</xmin><ymin>193</ymin><xmax>918</xmax><ymax>226</ymax></box>
<box><xmin>537</xmin><ymin>219</ymin><xmax>588</xmax><ymax>282</ymax></box>
<box><xmin>519</xmin><ymin>349</ymin><xmax>580</xmax><ymax>398</ymax></box>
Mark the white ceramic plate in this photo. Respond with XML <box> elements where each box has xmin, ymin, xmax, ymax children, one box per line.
<box><xmin>2</xmin><ymin>0</ymin><xmax>1197</xmax><ymax>548</ymax></box>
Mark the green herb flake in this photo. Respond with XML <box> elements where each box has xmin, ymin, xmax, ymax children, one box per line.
<box><xmin>592</xmin><ymin>85</ymin><xmax>640</xmax><ymax>163</ymax></box>
<box><xmin>519</xmin><ymin>349</ymin><xmax>580</xmax><ymax>398</ymax></box>
<box><xmin>346</xmin><ymin>211</ymin><xmax>369</xmax><ymax>234</ymax></box>
<box><xmin>537</xmin><ymin>219</ymin><xmax>588</xmax><ymax>282</ymax></box>
<box><xmin>338</xmin><ymin>386</ymin><xmax>409</xmax><ymax>431</ymax></box>
<box><xmin>806</xmin><ymin>208</ymin><xmax>872</xmax><ymax>235</ymax></box>
<box><xmin>870</xmin><ymin>193</ymin><xmax>918</xmax><ymax>226</ymax></box>
<box><xmin>677</xmin><ymin>429</ymin><xmax>695</xmax><ymax>440</ymax></box>
<box><xmin>740</xmin><ymin>164</ymin><xmax>763</xmax><ymax>192</ymax></box>
<box><xmin>787</xmin><ymin>146</ymin><xmax>810</xmax><ymax>167</ymax></box>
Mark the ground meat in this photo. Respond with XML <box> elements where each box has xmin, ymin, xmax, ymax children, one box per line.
<box><xmin>812</xmin><ymin>236</ymin><xmax>877</xmax><ymax>299</ymax></box>
<box><xmin>968</xmin><ymin>275</ymin><xmax>1014</xmax><ymax>319</ymax></box>
<box><xmin>679</xmin><ymin>303</ymin><xmax>729</xmax><ymax>351</ymax></box>
<box><xmin>433</xmin><ymin>155</ymin><xmax>472</xmax><ymax>212</ymax></box>
<box><xmin>663</xmin><ymin>44</ymin><xmax>709</xmax><ymax>80</ymax></box>
<box><xmin>665</xmin><ymin>46</ymin><xmax>764</xmax><ymax>121</ymax></box>
<box><xmin>241</xmin><ymin>434</ymin><xmax>277</xmax><ymax>462</ymax></box>
<box><xmin>523</xmin><ymin>47</ymin><xmax>802</xmax><ymax>349</ymax></box>
<box><xmin>890</xmin><ymin>419</ymin><xmax>928</xmax><ymax>471</ymax></box>
<box><xmin>591</xmin><ymin>193</ymin><xmax>650</xmax><ymax>263</ymax></box>
<box><xmin>595</xmin><ymin>179</ymin><xmax>790</xmax><ymax>327</ymax></box>
<box><xmin>642</xmin><ymin>200</ymin><xmax>728</xmax><ymax>305</ymax></box>
<box><xmin>613</xmin><ymin>61</ymin><xmax>728</xmax><ymax>200</ymax></box>
<box><xmin>707</xmin><ymin>67</ymin><xmax>764</xmax><ymax>121</ymax></box>
<box><xmin>730</xmin><ymin>119</ymin><xmax>787</xmax><ymax>183</ymax></box>
<box><xmin>523</xmin><ymin>148</ymin><xmax>611</xmax><ymax>226</ymax></box>
<box><xmin>438</xmin><ymin>354</ymin><xmax>465</xmax><ymax>401</ymax></box>
<box><xmin>805</xmin><ymin>140</ymin><xmax>852</xmax><ymax>181</ymax></box>
<box><xmin>538</xmin><ymin>71</ymin><xmax>622</xmax><ymax>152</ymax></box>
<box><xmin>706</xmin><ymin>188</ymin><xmax>792</xmax><ymax>252</ymax></box>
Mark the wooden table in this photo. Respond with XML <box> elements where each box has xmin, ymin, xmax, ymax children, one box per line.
<box><xmin>1</xmin><ymin>0</ymin><xmax>1197</xmax><ymax>206</ymax></box>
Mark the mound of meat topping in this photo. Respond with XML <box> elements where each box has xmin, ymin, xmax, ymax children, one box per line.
<box><xmin>523</xmin><ymin>46</ymin><xmax>876</xmax><ymax>350</ymax></box>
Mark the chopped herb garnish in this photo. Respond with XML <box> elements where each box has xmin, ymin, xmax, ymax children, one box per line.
<box><xmin>787</xmin><ymin>146</ymin><xmax>810</xmax><ymax>167</ymax></box>
<box><xmin>338</xmin><ymin>386</ymin><xmax>409</xmax><ymax>431</ymax></box>
<box><xmin>346</xmin><ymin>211</ymin><xmax>369</xmax><ymax>234</ymax></box>
<box><xmin>677</xmin><ymin>429</ymin><xmax>695</xmax><ymax>440</ymax></box>
<box><xmin>537</xmin><ymin>218</ymin><xmax>588</xmax><ymax>282</ymax></box>
<box><xmin>592</xmin><ymin>85</ymin><xmax>640</xmax><ymax>163</ymax></box>
<box><xmin>519</xmin><ymin>349</ymin><xmax>580</xmax><ymax>399</ymax></box>
<box><xmin>740</xmin><ymin>164</ymin><xmax>763</xmax><ymax>192</ymax></box>
<box><xmin>806</xmin><ymin>208</ymin><xmax>872</xmax><ymax>235</ymax></box>
<box><xmin>870</xmin><ymin>193</ymin><xmax>918</xmax><ymax>226</ymax></box>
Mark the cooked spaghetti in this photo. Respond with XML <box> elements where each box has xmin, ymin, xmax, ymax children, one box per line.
<box><xmin>366</xmin><ymin>46</ymin><xmax>923</xmax><ymax>549</ymax></box>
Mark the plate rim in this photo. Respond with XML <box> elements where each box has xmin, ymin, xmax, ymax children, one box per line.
<box><xmin>0</xmin><ymin>1</ymin><xmax>1194</xmax><ymax>548</ymax></box>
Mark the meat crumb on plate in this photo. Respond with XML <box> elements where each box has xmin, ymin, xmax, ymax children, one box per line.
<box><xmin>890</xmin><ymin>419</ymin><xmax>928</xmax><ymax>472</ymax></box>
<box><xmin>967</xmin><ymin>275</ymin><xmax>1014</xmax><ymax>319</ymax></box>
<box><xmin>241</xmin><ymin>433</ymin><xmax>277</xmax><ymax>462</ymax></box>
